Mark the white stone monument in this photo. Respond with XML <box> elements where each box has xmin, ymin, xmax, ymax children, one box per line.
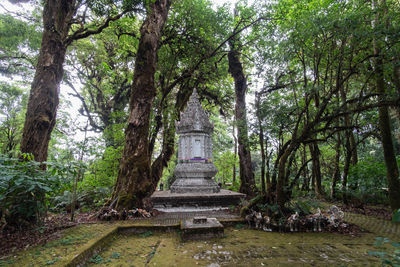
<box><xmin>150</xmin><ymin>89</ymin><xmax>245</xmax><ymax>211</ymax></box>
<box><xmin>170</xmin><ymin>89</ymin><xmax>220</xmax><ymax>193</ymax></box>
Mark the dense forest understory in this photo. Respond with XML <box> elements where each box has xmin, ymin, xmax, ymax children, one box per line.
<box><xmin>1</xmin><ymin>0</ymin><xmax>400</xmax><ymax>264</ymax></box>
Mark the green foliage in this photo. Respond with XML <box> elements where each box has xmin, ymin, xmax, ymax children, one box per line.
<box><xmin>0</xmin><ymin>12</ymin><xmax>42</xmax><ymax>76</ymax></box>
<box><xmin>0</xmin><ymin>82</ymin><xmax>27</xmax><ymax>156</ymax></box>
<box><xmin>235</xmin><ymin>223</ymin><xmax>244</xmax><ymax>229</ymax></box>
<box><xmin>0</xmin><ymin>154</ymin><xmax>62</xmax><ymax>225</ymax></box>
<box><xmin>288</xmin><ymin>199</ymin><xmax>320</xmax><ymax>216</ymax></box>
<box><xmin>84</xmin><ymin>146</ymin><xmax>123</xmax><ymax>189</ymax></box>
<box><xmin>110</xmin><ymin>252</ymin><xmax>121</xmax><ymax>259</ymax></box>
<box><xmin>162</xmin><ymin>154</ymin><xmax>177</xmax><ymax>190</ymax></box>
<box><xmin>347</xmin><ymin>157</ymin><xmax>389</xmax><ymax>204</ymax></box>
<box><xmin>139</xmin><ymin>231</ymin><xmax>153</xmax><ymax>238</ymax></box>
<box><xmin>51</xmin><ymin>187</ymin><xmax>111</xmax><ymax>212</ymax></box>
<box><xmin>369</xmin><ymin>237</ymin><xmax>400</xmax><ymax>266</ymax></box>
<box><xmin>88</xmin><ymin>254</ymin><xmax>106</xmax><ymax>264</ymax></box>
<box><xmin>45</xmin><ymin>258</ymin><xmax>59</xmax><ymax>265</ymax></box>
<box><xmin>393</xmin><ymin>209</ymin><xmax>400</xmax><ymax>223</ymax></box>
<box><xmin>214</xmin><ymin>151</ymin><xmax>238</xmax><ymax>187</ymax></box>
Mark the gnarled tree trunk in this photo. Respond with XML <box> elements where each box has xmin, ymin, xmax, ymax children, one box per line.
<box><xmin>110</xmin><ymin>0</ymin><xmax>172</xmax><ymax>209</ymax></box>
<box><xmin>228</xmin><ymin>39</ymin><xmax>257</xmax><ymax>198</ymax></box>
<box><xmin>150</xmin><ymin>107</ymin><xmax>177</xmax><ymax>192</ymax></box>
<box><xmin>20</xmin><ymin>0</ymin><xmax>76</xmax><ymax>162</ymax></box>
<box><xmin>309</xmin><ymin>143</ymin><xmax>324</xmax><ymax>198</ymax></box>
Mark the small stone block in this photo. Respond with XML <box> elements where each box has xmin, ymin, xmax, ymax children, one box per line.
<box><xmin>193</xmin><ymin>216</ymin><xmax>207</xmax><ymax>224</ymax></box>
<box><xmin>181</xmin><ymin>217</ymin><xmax>224</xmax><ymax>241</ymax></box>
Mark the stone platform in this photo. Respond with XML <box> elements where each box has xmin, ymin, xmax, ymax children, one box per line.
<box><xmin>150</xmin><ymin>189</ymin><xmax>245</xmax><ymax>212</ymax></box>
<box><xmin>180</xmin><ymin>217</ymin><xmax>224</xmax><ymax>240</ymax></box>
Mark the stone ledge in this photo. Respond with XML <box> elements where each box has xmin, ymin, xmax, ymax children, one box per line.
<box><xmin>65</xmin><ymin>226</ymin><xmax>118</xmax><ymax>267</ymax></box>
<box><xmin>151</xmin><ymin>189</ymin><xmax>246</xmax><ymax>210</ymax></box>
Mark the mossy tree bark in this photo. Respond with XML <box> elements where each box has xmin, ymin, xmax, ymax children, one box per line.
<box><xmin>309</xmin><ymin>143</ymin><xmax>324</xmax><ymax>198</ymax></box>
<box><xmin>110</xmin><ymin>0</ymin><xmax>172</xmax><ymax>209</ymax></box>
<box><xmin>255</xmin><ymin>92</ymin><xmax>266</xmax><ymax>194</ymax></box>
<box><xmin>277</xmin><ymin>141</ymin><xmax>299</xmax><ymax>208</ymax></box>
<box><xmin>150</xmin><ymin>106</ymin><xmax>177</xmax><ymax>192</ymax></box>
<box><xmin>228</xmin><ymin>40</ymin><xmax>257</xmax><ymax>198</ymax></box>
<box><xmin>21</xmin><ymin>0</ymin><xmax>128</xmax><ymax>162</ymax></box>
<box><xmin>20</xmin><ymin>0</ymin><xmax>76</xmax><ymax>162</ymax></box>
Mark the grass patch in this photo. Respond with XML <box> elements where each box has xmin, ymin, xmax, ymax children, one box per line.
<box><xmin>139</xmin><ymin>231</ymin><xmax>153</xmax><ymax>238</ymax></box>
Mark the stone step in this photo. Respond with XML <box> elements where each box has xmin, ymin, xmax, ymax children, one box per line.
<box><xmin>150</xmin><ymin>189</ymin><xmax>245</xmax><ymax>210</ymax></box>
<box><xmin>180</xmin><ymin>217</ymin><xmax>224</xmax><ymax>240</ymax></box>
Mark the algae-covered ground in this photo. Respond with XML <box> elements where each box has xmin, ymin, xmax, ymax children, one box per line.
<box><xmin>92</xmin><ymin>228</ymin><xmax>380</xmax><ymax>266</ymax></box>
<box><xmin>0</xmin><ymin>223</ymin><xmax>115</xmax><ymax>267</ymax></box>
<box><xmin>0</xmin><ymin>221</ymin><xmax>390</xmax><ymax>266</ymax></box>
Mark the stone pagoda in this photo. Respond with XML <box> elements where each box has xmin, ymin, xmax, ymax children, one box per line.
<box><xmin>150</xmin><ymin>89</ymin><xmax>245</xmax><ymax>211</ymax></box>
<box><xmin>170</xmin><ymin>89</ymin><xmax>220</xmax><ymax>193</ymax></box>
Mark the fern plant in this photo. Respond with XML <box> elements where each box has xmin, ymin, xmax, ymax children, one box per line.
<box><xmin>0</xmin><ymin>154</ymin><xmax>62</xmax><ymax>227</ymax></box>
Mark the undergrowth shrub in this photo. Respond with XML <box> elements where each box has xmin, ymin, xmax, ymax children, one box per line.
<box><xmin>0</xmin><ymin>154</ymin><xmax>62</xmax><ymax>227</ymax></box>
<box><xmin>393</xmin><ymin>209</ymin><xmax>400</xmax><ymax>223</ymax></box>
<box><xmin>51</xmin><ymin>187</ymin><xmax>111</xmax><ymax>212</ymax></box>
<box><xmin>346</xmin><ymin>157</ymin><xmax>390</xmax><ymax>204</ymax></box>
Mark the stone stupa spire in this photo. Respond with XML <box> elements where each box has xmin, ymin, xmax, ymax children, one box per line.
<box><xmin>150</xmin><ymin>89</ymin><xmax>246</xmax><ymax>211</ymax></box>
<box><xmin>176</xmin><ymin>89</ymin><xmax>213</xmax><ymax>134</ymax></box>
<box><xmin>170</xmin><ymin>89</ymin><xmax>219</xmax><ymax>193</ymax></box>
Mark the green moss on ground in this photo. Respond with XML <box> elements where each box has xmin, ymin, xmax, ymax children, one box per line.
<box><xmin>92</xmin><ymin>228</ymin><xmax>380</xmax><ymax>266</ymax></box>
<box><xmin>0</xmin><ymin>222</ymin><xmax>385</xmax><ymax>266</ymax></box>
<box><xmin>0</xmin><ymin>224</ymin><xmax>115</xmax><ymax>267</ymax></box>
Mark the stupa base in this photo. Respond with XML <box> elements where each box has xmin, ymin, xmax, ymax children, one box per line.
<box><xmin>150</xmin><ymin>189</ymin><xmax>246</xmax><ymax>212</ymax></box>
<box><xmin>170</xmin><ymin>178</ymin><xmax>220</xmax><ymax>193</ymax></box>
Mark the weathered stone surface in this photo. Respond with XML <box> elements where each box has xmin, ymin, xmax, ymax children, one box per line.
<box><xmin>173</xmin><ymin>162</ymin><xmax>218</xmax><ymax>179</ymax></box>
<box><xmin>181</xmin><ymin>217</ymin><xmax>224</xmax><ymax>240</ymax></box>
<box><xmin>170</xmin><ymin>178</ymin><xmax>220</xmax><ymax>193</ymax></box>
<box><xmin>150</xmin><ymin>89</ymin><xmax>246</xmax><ymax>211</ymax></box>
<box><xmin>151</xmin><ymin>189</ymin><xmax>245</xmax><ymax>210</ymax></box>
<box><xmin>170</xmin><ymin>89</ymin><xmax>219</xmax><ymax>193</ymax></box>
<box><xmin>193</xmin><ymin>217</ymin><xmax>207</xmax><ymax>224</ymax></box>
<box><xmin>176</xmin><ymin>89</ymin><xmax>213</xmax><ymax>134</ymax></box>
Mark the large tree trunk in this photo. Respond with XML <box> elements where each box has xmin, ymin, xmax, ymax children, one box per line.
<box><xmin>150</xmin><ymin>107</ymin><xmax>177</xmax><ymax>192</ymax></box>
<box><xmin>269</xmin><ymin>156</ymin><xmax>279</xmax><ymax>201</ymax></box>
<box><xmin>300</xmin><ymin>145</ymin><xmax>310</xmax><ymax>192</ymax></box>
<box><xmin>277</xmin><ymin>149</ymin><xmax>291</xmax><ymax>209</ymax></box>
<box><xmin>228</xmin><ymin>40</ymin><xmax>256</xmax><ymax>197</ymax></box>
<box><xmin>110</xmin><ymin>0</ymin><xmax>172</xmax><ymax>209</ymax></box>
<box><xmin>373</xmin><ymin>0</ymin><xmax>400</xmax><ymax>211</ymax></box>
<box><xmin>331</xmin><ymin>131</ymin><xmax>341</xmax><ymax>199</ymax></box>
<box><xmin>232</xmin><ymin>124</ymin><xmax>237</xmax><ymax>184</ymax></box>
<box><xmin>309</xmin><ymin>143</ymin><xmax>324</xmax><ymax>198</ymax></box>
<box><xmin>256</xmin><ymin>92</ymin><xmax>266</xmax><ymax>194</ymax></box>
<box><xmin>20</xmin><ymin>0</ymin><xmax>76</xmax><ymax>162</ymax></box>
<box><xmin>341</xmin><ymin>134</ymin><xmax>352</xmax><ymax>204</ymax></box>
<box><xmin>375</xmin><ymin>62</ymin><xmax>400</xmax><ymax>210</ymax></box>
<box><xmin>277</xmin><ymin>142</ymin><xmax>299</xmax><ymax>209</ymax></box>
